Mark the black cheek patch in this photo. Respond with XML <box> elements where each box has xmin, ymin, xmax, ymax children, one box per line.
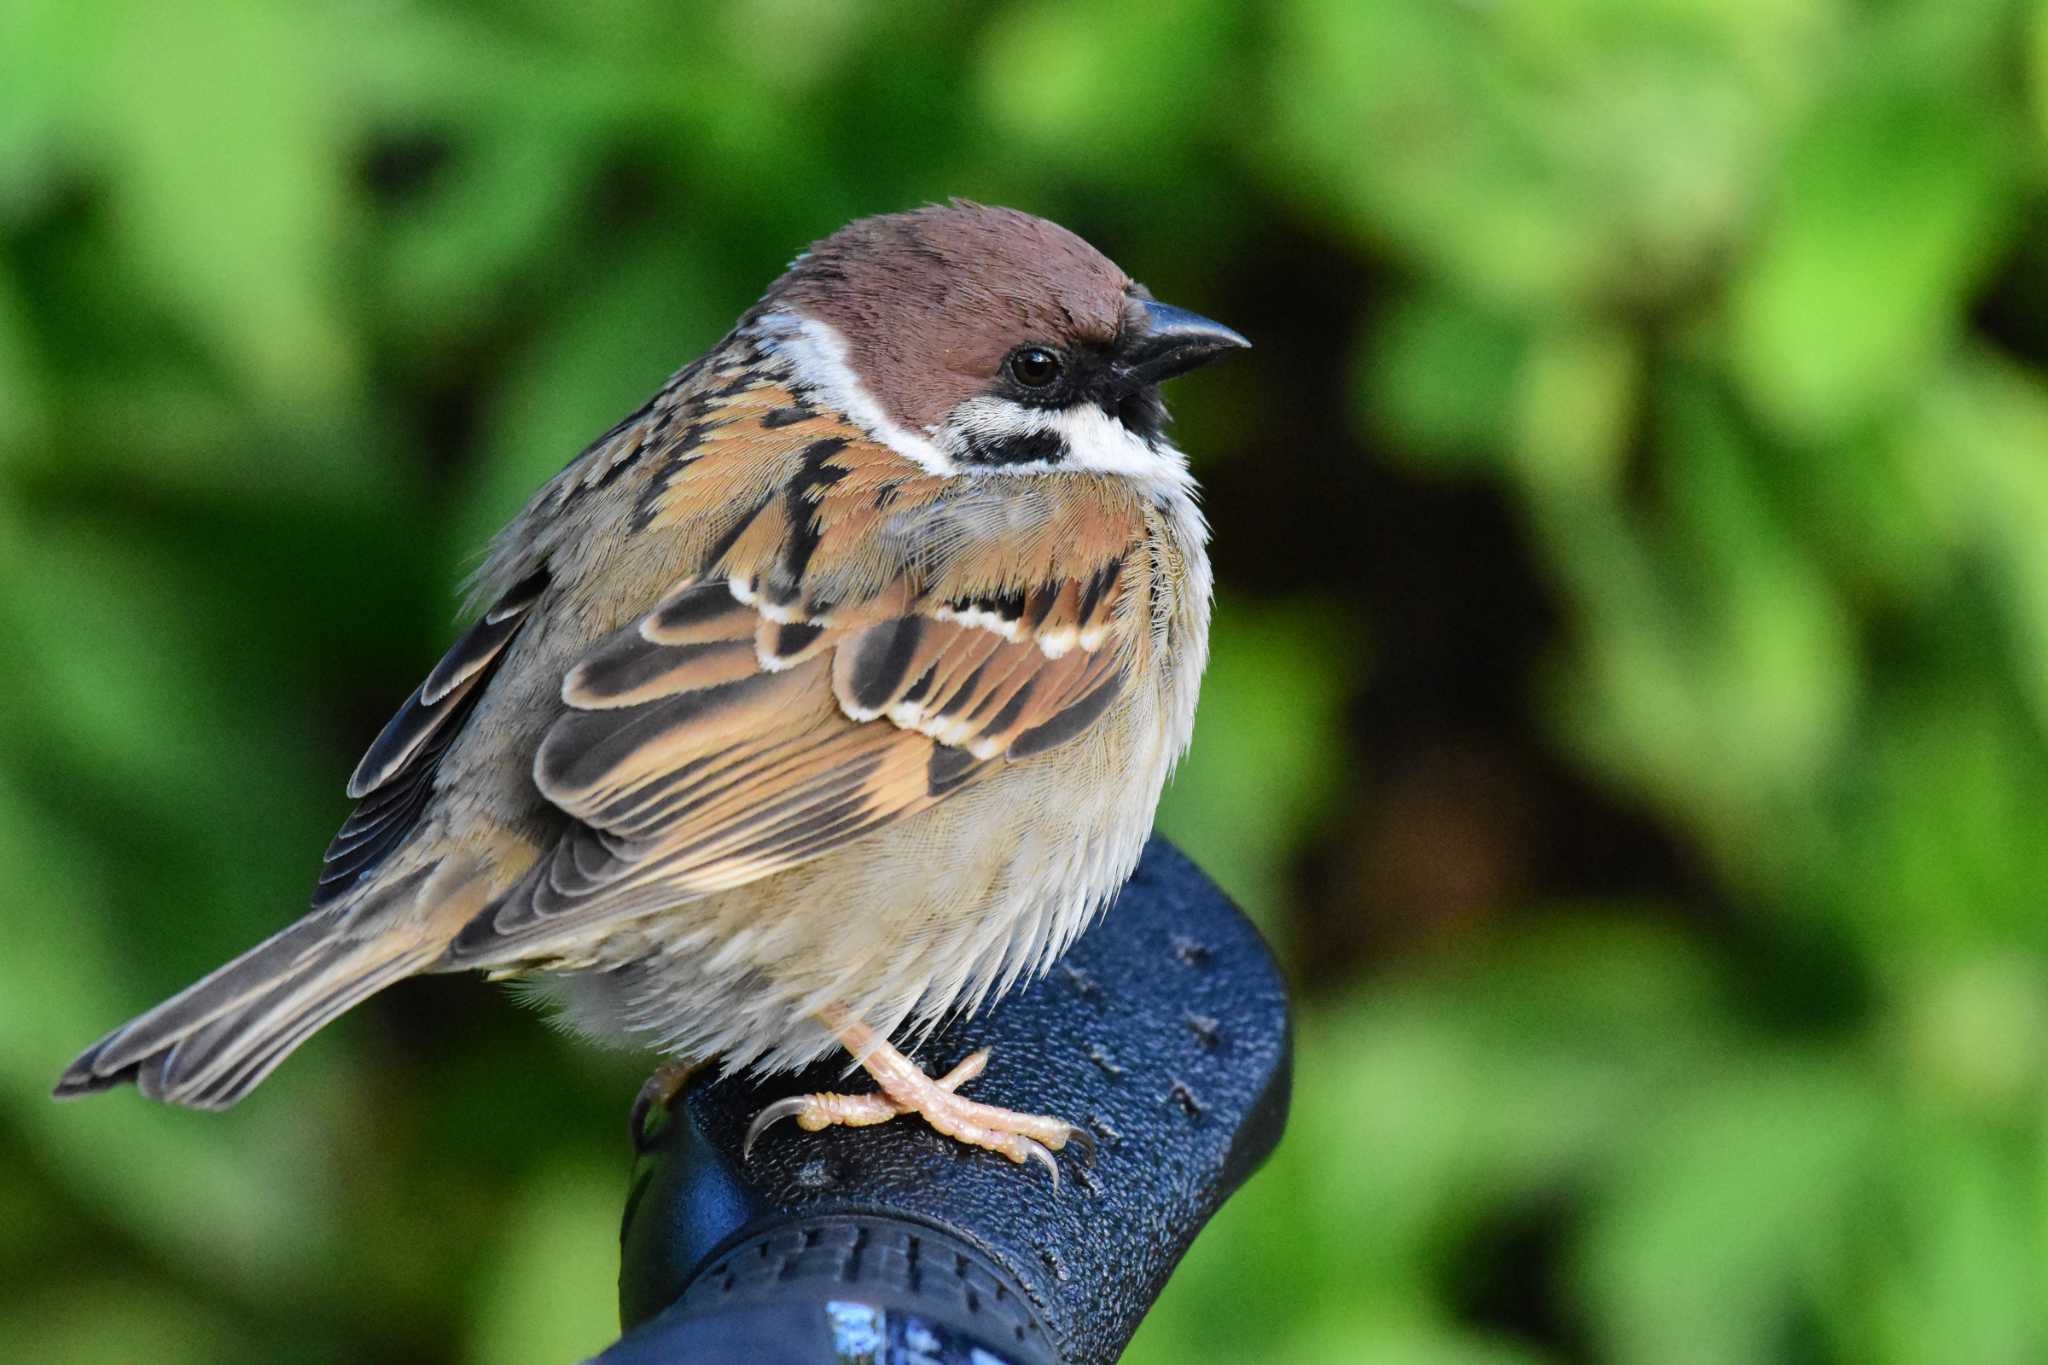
<box><xmin>961</xmin><ymin>427</ymin><xmax>1067</xmax><ymax>466</ymax></box>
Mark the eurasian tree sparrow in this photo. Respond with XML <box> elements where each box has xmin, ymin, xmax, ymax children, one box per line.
<box><xmin>57</xmin><ymin>202</ymin><xmax>1246</xmax><ymax>1179</ymax></box>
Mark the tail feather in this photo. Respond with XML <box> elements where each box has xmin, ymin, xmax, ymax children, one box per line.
<box><xmin>55</xmin><ymin>913</ymin><xmax>338</xmax><ymax>1102</ymax></box>
<box><xmin>169</xmin><ymin>944</ymin><xmax>431</xmax><ymax>1110</ymax></box>
<box><xmin>54</xmin><ymin>865</ymin><xmax>471</xmax><ymax>1110</ymax></box>
<box><xmin>72</xmin><ymin>914</ymin><xmax>341</xmax><ymax>1085</ymax></box>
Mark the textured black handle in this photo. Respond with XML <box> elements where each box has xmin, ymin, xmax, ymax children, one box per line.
<box><xmin>605</xmin><ymin>838</ymin><xmax>1292</xmax><ymax>1364</ymax></box>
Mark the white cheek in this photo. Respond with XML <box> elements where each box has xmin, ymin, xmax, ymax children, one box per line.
<box><xmin>1050</xmin><ymin>404</ymin><xmax>1189</xmax><ymax>483</ymax></box>
<box><xmin>748</xmin><ymin>311</ymin><xmax>959</xmax><ymax>476</ymax></box>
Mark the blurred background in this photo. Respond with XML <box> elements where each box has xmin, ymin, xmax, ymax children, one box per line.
<box><xmin>5</xmin><ymin>0</ymin><xmax>2047</xmax><ymax>1360</ymax></box>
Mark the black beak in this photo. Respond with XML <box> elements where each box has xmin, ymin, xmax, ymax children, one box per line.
<box><xmin>1119</xmin><ymin>300</ymin><xmax>1250</xmax><ymax>388</ymax></box>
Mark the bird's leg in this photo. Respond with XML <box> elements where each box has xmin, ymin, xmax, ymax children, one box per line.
<box><xmin>744</xmin><ymin>1014</ymin><xmax>1094</xmax><ymax>1183</ymax></box>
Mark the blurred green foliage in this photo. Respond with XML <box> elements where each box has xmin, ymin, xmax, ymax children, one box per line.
<box><xmin>5</xmin><ymin>1</ymin><xmax>2048</xmax><ymax>1361</ymax></box>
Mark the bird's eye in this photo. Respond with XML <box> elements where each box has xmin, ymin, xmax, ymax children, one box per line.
<box><xmin>1007</xmin><ymin>346</ymin><xmax>1063</xmax><ymax>389</ymax></box>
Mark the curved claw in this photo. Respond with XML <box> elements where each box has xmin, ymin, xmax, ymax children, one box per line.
<box><xmin>630</xmin><ymin>1062</ymin><xmax>696</xmax><ymax>1154</ymax></box>
<box><xmin>1020</xmin><ymin>1136</ymin><xmax>1060</xmax><ymax>1189</ymax></box>
<box><xmin>1062</xmin><ymin>1124</ymin><xmax>1098</xmax><ymax>1164</ymax></box>
<box><xmin>743</xmin><ymin>1095</ymin><xmax>812</xmax><ymax>1161</ymax></box>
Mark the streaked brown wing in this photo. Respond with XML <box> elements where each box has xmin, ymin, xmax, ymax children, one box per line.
<box><xmin>314</xmin><ymin>567</ymin><xmax>549</xmax><ymax>908</ymax></box>
<box><xmin>444</xmin><ymin>441</ymin><xmax>1150</xmax><ymax>967</ymax></box>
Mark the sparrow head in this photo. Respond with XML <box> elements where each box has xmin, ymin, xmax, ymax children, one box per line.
<box><xmin>758</xmin><ymin>201</ymin><xmax>1247</xmax><ymax>481</ymax></box>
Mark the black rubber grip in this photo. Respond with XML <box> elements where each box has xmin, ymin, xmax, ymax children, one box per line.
<box><xmin>606</xmin><ymin>838</ymin><xmax>1292</xmax><ymax>1364</ymax></box>
<box><xmin>604</xmin><ymin>1214</ymin><xmax>1058</xmax><ymax>1364</ymax></box>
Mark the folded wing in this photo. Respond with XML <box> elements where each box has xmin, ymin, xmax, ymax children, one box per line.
<box><xmin>445</xmin><ymin>426</ymin><xmax>1149</xmax><ymax>967</ymax></box>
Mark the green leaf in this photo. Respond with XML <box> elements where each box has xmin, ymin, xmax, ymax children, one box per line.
<box><xmin>448</xmin><ymin>232</ymin><xmax>741</xmax><ymax>575</ymax></box>
<box><xmin>0</xmin><ymin>1275</ymin><xmax>234</xmax><ymax>1364</ymax></box>
<box><xmin>89</xmin><ymin>0</ymin><xmax>359</xmax><ymax>408</ymax></box>
<box><xmin>1910</xmin><ymin>350</ymin><xmax>2048</xmax><ymax>738</ymax></box>
<box><xmin>977</xmin><ymin>0</ymin><xmax>1242</xmax><ymax>173</ymax></box>
<box><xmin>1512</xmin><ymin>322</ymin><xmax>1639</xmax><ymax>495</ymax></box>
<box><xmin>1726</xmin><ymin>15</ymin><xmax>2018</xmax><ymax>438</ymax></box>
<box><xmin>1266</xmin><ymin>0</ymin><xmax>1834</xmax><ymax>309</ymax></box>
<box><xmin>1535</xmin><ymin>372</ymin><xmax>1855</xmax><ymax>875</ymax></box>
<box><xmin>461</xmin><ymin>1160</ymin><xmax>623</xmax><ymax>1365</ymax></box>
<box><xmin>1577</xmin><ymin>1055</ymin><xmax>1883</xmax><ymax>1365</ymax></box>
<box><xmin>0</xmin><ymin>765</ymin><xmax>337</xmax><ymax>1297</ymax></box>
<box><xmin>1362</xmin><ymin>291</ymin><xmax>1528</xmax><ymax>473</ymax></box>
<box><xmin>1155</xmin><ymin>593</ymin><xmax>1359</xmax><ymax>950</ymax></box>
<box><xmin>1817</xmin><ymin>674</ymin><xmax>2048</xmax><ymax>967</ymax></box>
<box><xmin>0</xmin><ymin>0</ymin><xmax>101</xmax><ymax>218</ymax></box>
<box><xmin>0</xmin><ymin>268</ymin><xmax>49</xmax><ymax>458</ymax></box>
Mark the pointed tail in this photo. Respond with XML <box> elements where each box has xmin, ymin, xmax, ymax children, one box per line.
<box><xmin>55</xmin><ymin>864</ymin><xmax>484</xmax><ymax>1110</ymax></box>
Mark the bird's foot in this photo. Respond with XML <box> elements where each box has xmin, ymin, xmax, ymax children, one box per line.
<box><xmin>743</xmin><ymin>1047</ymin><xmax>985</xmax><ymax>1150</ymax></box>
<box><xmin>744</xmin><ymin>1029</ymin><xmax>1094</xmax><ymax>1186</ymax></box>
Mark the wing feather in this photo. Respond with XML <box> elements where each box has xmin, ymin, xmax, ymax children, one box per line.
<box><xmin>314</xmin><ymin>567</ymin><xmax>549</xmax><ymax>908</ymax></box>
<box><xmin>443</xmin><ymin>409</ymin><xmax>1157</xmax><ymax>967</ymax></box>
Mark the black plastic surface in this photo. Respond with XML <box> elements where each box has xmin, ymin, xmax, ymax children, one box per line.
<box><xmin>606</xmin><ymin>838</ymin><xmax>1292</xmax><ymax>1364</ymax></box>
